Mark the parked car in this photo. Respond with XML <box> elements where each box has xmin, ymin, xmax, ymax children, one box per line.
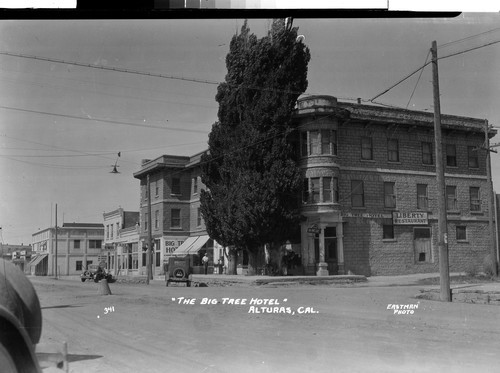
<box><xmin>81</xmin><ymin>264</ymin><xmax>113</xmax><ymax>283</ymax></box>
<box><xmin>166</xmin><ymin>256</ymin><xmax>192</xmax><ymax>287</ymax></box>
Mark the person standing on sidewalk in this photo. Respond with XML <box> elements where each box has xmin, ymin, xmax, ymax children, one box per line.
<box><xmin>202</xmin><ymin>253</ymin><xmax>209</xmax><ymax>275</ymax></box>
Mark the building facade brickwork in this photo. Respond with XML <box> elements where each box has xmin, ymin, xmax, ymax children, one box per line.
<box><xmin>132</xmin><ymin>95</ymin><xmax>497</xmax><ymax>277</ymax></box>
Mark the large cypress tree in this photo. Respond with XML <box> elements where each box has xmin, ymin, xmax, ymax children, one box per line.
<box><xmin>200</xmin><ymin>19</ymin><xmax>310</xmax><ymax>274</ymax></box>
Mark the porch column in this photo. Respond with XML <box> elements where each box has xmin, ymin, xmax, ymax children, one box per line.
<box><xmin>337</xmin><ymin>222</ymin><xmax>345</xmax><ymax>275</ymax></box>
<box><xmin>316</xmin><ymin>226</ymin><xmax>329</xmax><ymax>276</ymax></box>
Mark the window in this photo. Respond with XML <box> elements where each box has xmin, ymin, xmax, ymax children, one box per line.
<box><xmin>446</xmin><ymin>186</ymin><xmax>458</xmax><ymax>211</ymax></box>
<box><xmin>417</xmin><ymin>184</ymin><xmax>428</xmax><ymax>210</ymax></box>
<box><xmin>384</xmin><ymin>182</ymin><xmax>396</xmax><ymax>208</ymax></box>
<box><xmin>74</xmin><ymin>240</ymin><xmax>80</xmax><ymax>249</ymax></box>
<box><xmin>106</xmin><ymin>225</ymin><xmax>109</xmax><ymax>239</ymax></box>
<box><xmin>387</xmin><ymin>139</ymin><xmax>399</xmax><ymax>162</ymax></box>
<box><xmin>361</xmin><ymin>137</ymin><xmax>373</xmax><ymax>160</ymax></box>
<box><xmin>456</xmin><ymin>226</ymin><xmax>467</xmax><ymax>241</ymax></box>
<box><xmin>155</xmin><ymin>182</ymin><xmax>159</xmax><ymax>197</ymax></box>
<box><xmin>468</xmin><ymin>146</ymin><xmax>479</xmax><ymax>168</ymax></box>
<box><xmin>446</xmin><ymin>144</ymin><xmax>457</xmax><ymax>167</ymax></box>
<box><xmin>422</xmin><ymin>142</ymin><xmax>434</xmax><ymax>165</ymax></box>
<box><xmin>470</xmin><ymin>187</ymin><xmax>481</xmax><ymax>212</ymax></box>
<box><xmin>197</xmin><ymin>208</ymin><xmax>202</xmax><ymax>226</ymax></box>
<box><xmin>321</xmin><ymin>129</ymin><xmax>337</xmax><ymax>155</ymax></box>
<box><xmin>76</xmin><ymin>261</ymin><xmax>82</xmax><ymax>271</ymax></box>
<box><xmin>156</xmin><ymin>251</ymin><xmax>161</xmax><ymax>267</ymax></box>
<box><xmin>144</xmin><ymin>213</ymin><xmax>148</xmax><ymax>231</ymax></box>
<box><xmin>301</xmin><ymin>132</ymin><xmax>308</xmax><ymax>156</ymax></box>
<box><xmin>155</xmin><ymin>210</ymin><xmax>159</xmax><ymax>229</ymax></box>
<box><xmin>302</xmin><ymin>178</ymin><xmax>309</xmax><ymax>203</ymax></box>
<box><xmin>171</xmin><ymin>178</ymin><xmax>181</xmax><ymax>195</ymax></box>
<box><xmin>145</xmin><ymin>184</ymin><xmax>149</xmax><ymax>200</ymax></box>
<box><xmin>383</xmin><ymin>220</ymin><xmax>394</xmax><ymax>239</ymax></box>
<box><xmin>110</xmin><ymin>224</ymin><xmax>113</xmax><ymax>239</ymax></box>
<box><xmin>309</xmin><ymin>130</ymin><xmax>320</xmax><ymax>155</ymax></box>
<box><xmin>89</xmin><ymin>240</ymin><xmax>102</xmax><ymax>249</ymax></box>
<box><xmin>193</xmin><ymin>177</ymin><xmax>198</xmax><ymax>194</ymax></box>
<box><xmin>311</xmin><ymin>178</ymin><xmax>320</xmax><ymax>203</ymax></box>
<box><xmin>351</xmin><ymin>180</ymin><xmax>364</xmax><ymax>207</ymax></box>
<box><xmin>116</xmin><ymin>222</ymin><xmax>119</xmax><ymax>236</ymax></box>
<box><xmin>171</xmin><ymin>209</ymin><xmax>181</xmax><ymax>228</ymax></box>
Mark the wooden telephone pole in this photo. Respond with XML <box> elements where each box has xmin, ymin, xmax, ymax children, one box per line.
<box><xmin>431</xmin><ymin>40</ymin><xmax>451</xmax><ymax>302</ymax></box>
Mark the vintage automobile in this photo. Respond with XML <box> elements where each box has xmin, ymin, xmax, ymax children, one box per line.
<box><xmin>80</xmin><ymin>264</ymin><xmax>113</xmax><ymax>283</ymax></box>
<box><xmin>166</xmin><ymin>255</ymin><xmax>193</xmax><ymax>287</ymax></box>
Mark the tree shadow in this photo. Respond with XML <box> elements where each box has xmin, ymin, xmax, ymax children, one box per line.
<box><xmin>67</xmin><ymin>353</ymin><xmax>103</xmax><ymax>363</ymax></box>
<box><xmin>41</xmin><ymin>304</ymin><xmax>83</xmax><ymax>309</ymax></box>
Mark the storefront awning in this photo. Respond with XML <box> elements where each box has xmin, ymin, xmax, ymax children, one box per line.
<box><xmin>173</xmin><ymin>235</ymin><xmax>210</xmax><ymax>255</ymax></box>
<box><xmin>29</xmin><ymin>254</ymin><xmax>48</xmax><ymax>267</ymax></box>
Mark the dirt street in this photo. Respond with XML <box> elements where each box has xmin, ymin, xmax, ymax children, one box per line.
<box><xmin>30</xmin><ymin>277</ymin><xmax>500</xmax><ymax>373</ymax></box>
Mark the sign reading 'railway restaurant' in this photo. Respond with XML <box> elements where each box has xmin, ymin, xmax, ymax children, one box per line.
<box><xmin>392</xmin><ymin>212</ymin><xmax>428</xmax><ymax>225</ymax></box>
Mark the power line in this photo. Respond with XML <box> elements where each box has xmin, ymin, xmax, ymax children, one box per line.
<box><xmin>438</xmin><ymin>39</ymin><xmax>500</xmax><ymax>60</ymax></box>
<box><xmin>406</xmin><ymin>49</ymin><xmax>431</xmax><ymax>110</ymax></box>
<box><xmin>0</xmin><ymin>105</ymin><xmax>209</xmax><ymax>134</ymax></box>
<box><xmin>368</xmin><ymin>60</ymin><xmax>432</xmax><ymax>103</ymax></box>
<box><xmin>0</xmin><ymin>51</ymin><xmax>313</xmax><ymax>98</ymax></box>
<box><xmin>439</xmin><ymin>27</ymin><xmax>500</xmax><ymax>49</ymax></box>
<box><xmin>0</xmin><ymin>51</ymin><xmax>221</xmax><ymax>87</ymax></box>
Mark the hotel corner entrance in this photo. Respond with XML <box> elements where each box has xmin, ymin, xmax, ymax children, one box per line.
<box><xmin>302</xmin><ymin>217</ymin><xmax>344</xmax><ymax>276</ymax></box>
<box><xmin>314</xmin><ymin>227</ymin><xmax>338</xmax><ymax>274</ymax></box>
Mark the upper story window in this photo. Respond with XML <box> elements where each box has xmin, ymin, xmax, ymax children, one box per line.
<box><xmin>422</xmin><ymin>142</ymin><xmax>434</xmax><ymax>165</ymax></box>
<box><xmin>171</xmin><ymin>178</ymin><xmax>181</xmax><ymax>195</ymax></box>
<box><xmin>417</xmin><ymin>184</ymin><xmax>428</xmax><ymax>210</ymax></box>
<box><xmin>154</xmin><ymin>210</ymin><xmax>159</xmax><ymax>229</ymax></box>
<box><xmin>144</xmin><ymin>213</ymin><xmax>148</xmax><ymax>231</ymax></box>
<box><xmin>171</xmin><ymin>209</ymin><xmax>181</xmax><ymax>228</ymax></box>
<box><xmin>89</xmin><ymin>240</ymin><xmax>102</xmax><ymax>249</ymax></box>
<box><xmin>446</xmin><ymin>144</ymin><xmax>457</xmax><ymax>167</ymax></box>
<box><xmin>446</xmin><ymin>185</ymin><xmax>458</xmax><ymax>211</ymax></box>
<box><xmin>309</xmin><ymin>130</ymin><xmax>320</xmax><ymax>155</ymax></box>
<box><xmin>193</xmin><ymin>177</ymin><xmax>198</xmax><ymax>195</ymax></box>
<box><xmin>387</xmin><ymin>139</ymin><xmax>399</xmax><ymax>162</ymax></box>
<box><xmin>197</xmin><ymin>208</ymin><xmax>202</xmax><ymax>226</ymax></box>
<box><xmin>323</xmin><ymin>177</ymin><xmax>339</xmax><ymax>203</ymax></box>
<box><xmin>361</xmin><ymin>137</ymin><xmax>373</xmax><ymax>160</ymax></box>
<box><xmin>74</xmin><ymin>240</ymin><xmax>80</xmax><ymax>249</ymax></box>
<box><xmin>470</xmin><ymin>187</ymin><xmax>481</xmax><ymax>212</ymax></box>
<box><xmin>155</xmin><ymin>182</ymin><xmax>159</xmax><ymax>197</ymax></box>
<box><xmin>468</xmin><ymin>146</ymin><xmax>479</xmax><ymax>168</ymax></box>
<box><xmin>300</xmin><ymin>129</ymin><xmax>337</xmax><ymax>157</ymax></box>
<box><xmin>384</xmin><ymin>182</ymin><xmax>396</xmax><ymax>208</ymax></box>
<box><xmin>351</xmin><ymin>180</ymin><xmax>365</xmax><ymax>207</ymax></box>
<box><xmin>302</xmin><ymin>177</ymin><xmax>338</xmax><ymax>204</ymax></box>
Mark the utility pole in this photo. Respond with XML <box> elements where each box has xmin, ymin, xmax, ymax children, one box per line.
<box><xmin>55</xmin><ymin>203</ymin><xmax>58</xmax><ymax>279</ymax></box>
<box><xmin>146</xmin><ymin>174</ymin><xmax>153</xmax><ymax>284</ymax></box>
<box><xmin>484</xmin><ymin>120</ymin><xmax>498</xmax><ymax>276</ymax></box>
<box><xmin>431</xmin><ymin>40</ymin><xmax>451</xmax><ymax>302</ymax></box>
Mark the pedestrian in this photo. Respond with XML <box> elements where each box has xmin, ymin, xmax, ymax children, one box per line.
<box><xmin>202</xmin><ymin>253</ymin><xmax>209</xmax><ymax>275</ymax></box>
<box><xmin>217</xmin><ymin>258</ymin><xmax>223</xmax><ymax>274</ymax></box>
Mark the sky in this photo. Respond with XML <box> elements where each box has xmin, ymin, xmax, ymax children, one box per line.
<box><xmin>1</xmin><ymin>12</ymin><xmax>500</xmax><ymax>245</ymax></box>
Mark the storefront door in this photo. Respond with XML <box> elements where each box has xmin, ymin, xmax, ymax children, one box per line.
<box><xmin>414</xmin><ymin>227</ymin><xmax>432</xmax><ymax>263</ymax></box>
<box><xmin>313</xmin><ymin>226</ymin><xmax>338</xmax><ymax>274</ymax></box>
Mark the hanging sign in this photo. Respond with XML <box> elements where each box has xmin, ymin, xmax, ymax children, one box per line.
<box><xmin>307</xmin><ymin>224</ymin><xmax>321</xmax><ymax>234</ymax></box>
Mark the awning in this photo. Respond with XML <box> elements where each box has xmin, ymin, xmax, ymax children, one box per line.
<box><xmin>173</xmin><ymin>235</ymin><xmax>210</xmax><ymax>255</ymax></box>
<box><xmin>29</xmin><ymin>254</ymin><xmax>48</xmax><ymax>267</ymax></box>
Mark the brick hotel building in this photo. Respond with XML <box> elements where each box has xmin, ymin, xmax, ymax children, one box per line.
<box><xmin>134</xmin><ymin>95</ymin><xmax>496</xmax><ymax>277</ymax></box>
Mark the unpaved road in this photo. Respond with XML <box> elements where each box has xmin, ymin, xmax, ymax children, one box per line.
<box><xmin>30</xmin><ymin>277</ymin><xmax>500</xmax><ymax>373</ymax></box>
